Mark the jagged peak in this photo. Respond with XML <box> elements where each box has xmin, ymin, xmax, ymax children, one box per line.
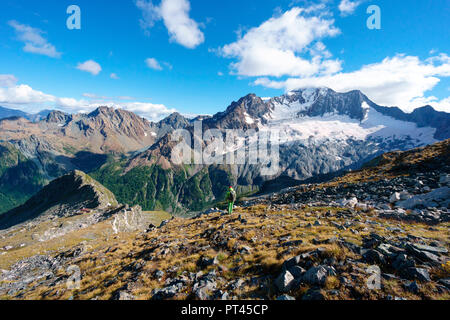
<box><xmin>88</xmin><ymin>106</ymin><xmax>136</xmax><ymax>118</ymax></box>
<box><xmin>225</xmin><ymin>93</ymin><xmax>265</xmax><ymax>113</ymax></box>
<box><xmin>410</xmin><ymin>105</ymin><xmax>442</xmax><ymax>114</ymax></box>
<box><xmin>88</xmin><ymin>106</ymin><xmax>118</xmax><ymax>117</ymax></box>
<box><xmin>46</xmin><ymin>110</ymin><xmax>69</xmax><ymax>123</ymax></box>
<box><xmin>161</xmin><ymin>112</ymin><xmax>187</xmax><ymax>122</ymax></box>
<box><xmin>287</xmin><ymin>86</ymin><xmax>334</xmax><ymax>95</ymax></box>
<box><xmin>282</xmin><ymin>87</ymin><xmax>369</xmax><ymax>102</ymax></box>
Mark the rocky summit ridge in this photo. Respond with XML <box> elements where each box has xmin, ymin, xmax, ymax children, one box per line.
<box><xmin>0</xmin><ymin>170</ymin><xmax>118</xmax><ymax>230</ymax></box>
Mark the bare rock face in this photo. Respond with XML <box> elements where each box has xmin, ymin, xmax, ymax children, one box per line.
<box><xmin>397</xmin><ymin>187</ymin><xmax>450</xmax><ymax>209</ymax></box>
<box><xmin>0</xmin><ymin>106</ymin><xmax>158</xmax><ymax>155</ymax></box>
<box><xmin>0</xmin><ymin>170</ymin><xmax>118</xmax><ymax>230</ymax></box>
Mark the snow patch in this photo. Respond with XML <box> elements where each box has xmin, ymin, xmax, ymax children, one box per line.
<box><xmin>259</xmin><ymin>98</ymin><xmax>437</xmax><ymax>147</ymax></box>
<box><xmin>244</xmin><ymin>112</ymin><xmax>255</xmax><ymax>125</ymax></box>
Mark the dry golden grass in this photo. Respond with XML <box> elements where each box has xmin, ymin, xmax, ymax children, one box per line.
<box><xmin>1</xmin><ymin>185</ymin><xmax>449</xmax><ymax>300</ymax></box>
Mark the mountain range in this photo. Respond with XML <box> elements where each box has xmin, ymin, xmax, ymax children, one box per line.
<box><xmin>1</xmin><ymin>88</ymin><xmax>449</xmax><ymax>215</ymax></box>
<box><xmin>0</xmin><ymin>106</ymin><xmax>52</xmax><ymax>123</ymax></box>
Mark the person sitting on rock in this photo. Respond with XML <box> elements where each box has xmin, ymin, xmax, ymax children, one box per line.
<box><xmin>226</xmin><ymin>186</ymin><xmax>237</xmax><ymax>214</ymax></box>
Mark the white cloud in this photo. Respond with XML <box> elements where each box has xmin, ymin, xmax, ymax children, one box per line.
<box><xmin>0</xmin><ymin>77</ymin><xmax>176</xmax><ymax>120</ymax></box>
<box><xmin>8</xmin><ymin>20</ymin><xmax>61</xmax><ymax>58</ymax></box>
<box><xmin>136</xmin><ymin>0</ymin><xmax>204</xmax><ymax>49</ymax></box>
<box><xmin>76</xmin><ymin>60</ymin><xmax>102</xmax><ymax>76</ymax></box>
<box><xmin>431</xmin><ymin>97</ymin><xmax>450</xmax><ymax>112</ymax></box>
<box><xmin>145</xmin><ymin>58</ymin><xmax>163</xmax><ymax>70</ymax></box>
<box><xmin>118</xmin><ymin>96</ymin><xmax>136</xmax><ymax>100</ymax></box>
<box><xmin>254</xmin><ymin>54</ymin><xmax>450</xmax><ymax>112</ymax></box>
<box><xmin>116</xmin><ymin>101</ymin><xmax>177</xmax><ymax>119</ymax></box>
<box><xmin>219</xmin><ymin>7</ymin><xmax>341</xmax><ymax>78</ymax></box>
<box><xmin>0</xmin><ymin>74</ymin><xmax>18</xmax><ymax>87</ymax></box>
<box><xmin>338</xmin><ymin>0</ymin><xmax>361</xmax><ymax>16</ymax></box>
<box><xmin>159</xmin><ymin>0</ymin><xmax>204</xmax><ymax>48</ymax></box>
<box><xmin>162</xmin><ymin>62</ymin><xmax>173</xmax><ymax>70</ymax></box>
<box><xmin>53</xmin><ymin>99</ymin><xmax>176</xmax><ymax>120</ymax></box>
<box><xmin>136</xmin><ymin>0</ymin><xmax>160</xmax><ymax>33</ymax></box>
<box><xmin>110</xmin><ymin>73</ymin><xmax>119</xmax><ymax>79</ymax></box>
<box><xmin>55</xmin><ymin>97</ymin><xmax>90</xmax><ymax>111</ymax></box>
<box><xmin>82</xmin><ymin>93</ymin><xmax>111</xmax><ymax>99</ymax></box>
<box><xmin>0</xmin><ymin>84</ymin><xmax>55</xmax><ymax>105</ymax></box>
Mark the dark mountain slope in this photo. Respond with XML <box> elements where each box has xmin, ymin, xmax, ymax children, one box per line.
<box><xmin>0</xmin><ymin>170</ymin><xmax>118</xmax><ymax>230</ymax></box>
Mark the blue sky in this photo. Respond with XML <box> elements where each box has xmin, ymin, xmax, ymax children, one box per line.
<box><xmin>0</xmin><ymin>0</ymin><xmax>449</xmax><ymax>120</ymax></box>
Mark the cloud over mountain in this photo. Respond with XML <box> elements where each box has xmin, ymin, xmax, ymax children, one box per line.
<box><xmin>219</xmin><ymin>7</ymin><xmax>341</xmax><ymax>78</ymax></box>
<box><xmin>254</xmin><ymin>54</ymin><xmax>450</xmax><ymax>112</ymax></box>
<box><xmin>0</xmin><ymin>74</ymin><xmax>176</xmax><ymax>120</ymax></box>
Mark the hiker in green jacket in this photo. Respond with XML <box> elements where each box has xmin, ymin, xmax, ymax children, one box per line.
<box><xmin>226</xmin><ymin>186</ymin><xmax>237</xmax><ymax>214</ymax></box>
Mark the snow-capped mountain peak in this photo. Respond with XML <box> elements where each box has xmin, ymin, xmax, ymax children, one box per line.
<box><xmin>265</xmin><ymin>87</ymin><xmax>370</xmax><ymax>123</ymax></box>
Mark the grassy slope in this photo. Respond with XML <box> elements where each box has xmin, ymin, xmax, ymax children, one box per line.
<box><xmin>11</xmin><ymin>205</ymin><xmax>449</xmax><ymax>301</ymax></box>
<box><xmin>325</xmin><ymin>139</ymin><xmax>450</xmax><ymax>187</ymax></box>
<box><xmin>0</xmin><ymin>210</ymin><xmax>170</xmax><ymax>271</ymax></box>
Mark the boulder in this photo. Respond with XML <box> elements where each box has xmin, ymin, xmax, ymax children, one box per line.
<box><xmin>392</xmin><ymin>254</ymin><xmax>415</xmax><ymax>271</ymax></box>
<box><xmin>275</xmin><ymin>270</ymin><xmax>295</xmax><ymax>293</ymax></box>
<box><xmin>411</xmin><ymin>244</ymin><xmax>448</xmax><ymax>255</ymax></box>
<box><xmin>302</xmin><ymin>266</ymin><xmax>329</xmax><ymax>285</ymax></box>
<box><xmin>439</xmin><ymin>174</ymin><xmax>450</xmax><ymax>186</ymax></box>
<box><xmin>287</xmin><ymin>266</ymin><xmax>306</xmax><ymax>279</ymax></box>
<box><xmin>154</xmin><ymin>270</ymin><xmax>165</xmax><ymax>279</ymax></box>
<box><xmin>197</xmin><ymin>256</ymin><xmax>218</xmax><ymax>269</ymax></box>
<box><xmin>339</xmin><ymin>197</ymin><xmax>359</xmax><ymax>208</ymax></box>
<box><xmin>438</xmin><ymin>279</ymin><xmax>450</xmax><ymax>289</ymax></box>
<box><xmin>362</xmin><ymin>249</ymin><xmax>386</xmax><ymax>265</ymax></box>
<box><xmin>404</xmin><ymin>281</ymin><xmax>420</xmax><ymax>294</ymax></box>
<box><xmin>399</xmin><ymin>191</ymin><xmax>410</xmax><ymax>201</ymax></box>
<box><xmin>277</xmin><ymin>294</ymin><xmax>295</xmax><ymax>300</ymax></box>
<box><xmin>281</xmin><ymin>240</ymin><xmax>303</xmax><ymax>247</ymax></box>
<box><xmin>302</xmin><ymin>289</ymin><xmax>325</xmax><ymax>300</ymax></box>
<box><xmin>282</xmin><ymin>252</ymin><xmax>312</xmax><ymax>270</ymax></box>
<box><xmin>397</xmin><ymin>187</ymin><xmax>450</xmax><ymax>209</ymax></box>
<box><xmin>406</xmin><ymin>244</ymin><xmax>442</xmax><ymax>265</ymax></box>
<box><xmin>390</xmin><ymin>192</ymin><xmax>401</xmax><ymax>203</ymax></box>
<box><xmin>192</xmin><ymin>276</ymin><xmax>217</xmax><ymax>300</ymax></box>
<box><xmin>112</xmin><ymin>291</ymin><xmax>135</xmax><ymax>300</ymax></box>
<box><xmin>402</xmin><ymin>267</ymin><xmax>431</xmax><ymax>282</ymax></box>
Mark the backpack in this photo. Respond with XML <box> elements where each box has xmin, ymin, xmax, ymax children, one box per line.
<box><xmin>229</xmin><ymin>189</ymin><xmax>237</xmax><ymax>202</ymax></box>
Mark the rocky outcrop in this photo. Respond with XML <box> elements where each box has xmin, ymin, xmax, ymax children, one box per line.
<box><xmin>149</xmin><ymin>112</ymin><xmax>191</xmax><ymax>139</ymax></box>
<box><xmin>253</xmin><ymin>139</ymin><xmax>450</xmax><ymax>224</ymax></box>
<box><xmin>0</xmin><ymin>170</ymin><xmax>118</xmax><ymax>230</ymax></box>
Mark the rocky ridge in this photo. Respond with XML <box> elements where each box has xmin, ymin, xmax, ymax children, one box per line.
<box><xmin>0</xmin><ymin>170</ymin><xmax>118</xmax><ymax>230</ymax></box>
